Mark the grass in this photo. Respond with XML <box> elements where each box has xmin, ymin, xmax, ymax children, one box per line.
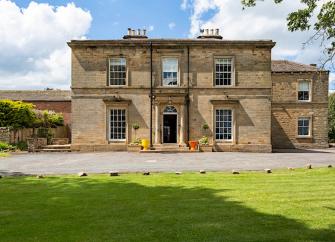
<box><xmin>0</xmin><ymin>169</ymin><xmax>334</xmax><ymax>242</ymax></box>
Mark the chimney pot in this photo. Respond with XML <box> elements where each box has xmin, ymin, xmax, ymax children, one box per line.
<box><xmin>205</xmin><ymin>29</ymin><xmax>209</xmax><ymax>35</ymax></box>
<box><xmin>143</xmin><ymin>29</ymin><xmax>147</xmax><ymax>36</ymax></box>
<box><xmin>210</xmin><ymin>29</ymin><xmax>214</xmax><ymax>35</ymax></box>
<box><xmin>132</xmin><ymin>29</ymin><xmax>136</xmax><ymax>36</ymax></box>
<box><xmin>215</xmin><ymin>29</ymin><xmax>219</xmax><ymax>35</ymax></box>
<box><xmin>138</xmin><ymin>29</ymin><xmax>141</xmax><ymax>35</ymax></box>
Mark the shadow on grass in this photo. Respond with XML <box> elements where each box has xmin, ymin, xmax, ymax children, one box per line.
<box><xmin>0</xmin><ymin>176</ymin><xmax>334</xmax><ymax>242</ymax></box>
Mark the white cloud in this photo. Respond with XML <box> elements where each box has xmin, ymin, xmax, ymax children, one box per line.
<box><xmin>0</xmin><ymin>0</ymin><xmax>92</xmax><ymax>90</ymax></box>
<box><xmin>168</xmin><ymin>22</ymin><xmax>176</xmax><ymax>30</ymax></box>
<box><xmin>182</xmin><ymin>0</ymin><xmax>333</xmax><ymax>69</ymax></box>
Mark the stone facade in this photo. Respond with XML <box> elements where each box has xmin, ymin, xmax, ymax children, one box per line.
<box><xmin>271</xmin><ymin>70</ymin><xmax>329</xmax><ymax>149</ymax></box>
<box><xmin>68</xmin><ymin>37</ymin><xmax>329</xmax><ymax>152</ymax></box>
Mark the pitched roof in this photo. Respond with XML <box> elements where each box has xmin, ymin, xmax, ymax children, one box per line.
<box><xmin>271</xmin><ymin>60</ymin><xmax>325</xmax><ymax>72</ymax></box>
<box><xmin>0</xmin><ymin>90</ymin><xmax>71</xmax><ymax>101</ymax></box>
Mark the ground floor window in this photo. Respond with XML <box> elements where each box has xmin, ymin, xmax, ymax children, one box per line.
<box><xmin>298</xmin><ymin>117</ymin><xmax>310</xmax><ymax>137</ymax></box>
<box><xmin>110</xmin><ymin>109</ymin><xmax>126</xmax><ymax>141</ymax></box>
<box><xmin>215</xmin><ymin>109</ymin><xmax>233</xmax><ymax>141</ymax></box>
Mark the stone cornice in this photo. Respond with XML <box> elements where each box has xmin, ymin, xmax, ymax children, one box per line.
<box><xmin>68</xmin><ymin>39</ymin><xmax>276</xmax><ymax>48</ymax></box>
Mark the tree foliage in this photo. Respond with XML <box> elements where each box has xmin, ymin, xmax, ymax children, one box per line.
<box><xmin>242</xmin><ymin>0</ymin><xmax>335</xmax><ymax>68</ymax></box>
<box><xmin>0</xmin><ymin>100</ymin><xmax>36</xmax><ymax>130</ymax></box>
<box><xmin>0</xmin><ymin>100</ymin><xmax>64</xmax><ymax>130</ymax></box>
<box><xmin>329</xmin><ymin>93</ymin><xmax>335</xmax><ymax>141</ymax></box>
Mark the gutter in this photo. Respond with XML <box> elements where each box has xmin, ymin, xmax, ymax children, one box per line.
<box><xmin>149</xmin><ymin>42</ymin><xmax>153</xmax><ymax>149</ymax></box>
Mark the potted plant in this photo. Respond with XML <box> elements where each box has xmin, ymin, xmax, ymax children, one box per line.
<box><xmin>132</xmin><ymin>123</ymin><xmax>140</xmax><ymax>140</ymax></box>
<box><xmin>188</xmin><ymin>140</ymin><xmax>198</xmax><ymax>151</ymax></box>
<box><xmin>128</xmin><ymin>137</ymin><xmax>142</xmax><ymax>152</ymax></box>
<box><xmin>199</xmin><ymin>136</ymin><xmax>213</xmax><ymax>152</ymax></box>
<box><xmin>202</xmin><ymin>123</ymin><xmax>209</xmax><ymax>131</ymax></box>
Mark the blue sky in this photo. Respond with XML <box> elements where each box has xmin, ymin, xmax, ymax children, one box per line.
<box><xmin>13</xmin><ymin>0</ymin><xmax>192</xmax><ymax>39</ymax></box>
<box><xmin>0</xmin><ymin>0</ymin><xmax>334</xmax><ymax>90</ymax></box>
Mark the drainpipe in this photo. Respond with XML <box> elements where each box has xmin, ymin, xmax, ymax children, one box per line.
<box><xmin>187</xmin><ymin>46</ymin><xmax>190</xmax><ymax>143</ymax></box>
<box><xmin>149</xmin><ymin>42</ymin><xmax>153</xmax><ymax>149</ymax></box>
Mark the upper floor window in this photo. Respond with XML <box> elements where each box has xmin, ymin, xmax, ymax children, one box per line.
<box><xmin>298</xmin><ymin>80</ymin><xmax>310</xmax><ymax>101</ymax></box>
<box><xmin>215</xmin><ymin>58</ymin><xmax>233</xmax><ymax>86</ymax></box>
<box><xmin>109</xmin><ymin>58</ymin><xmax>126</xmax><ymax>86</ymax></box>
<box><xmin>162</xmin><ymin>58</ymin><xmax>178</xmax><ymax>86</ymax></box>
<box><xmin>215</xmin><ymin>109</ymin><xmax>233</xmax><ymax>141</ymax></box>
<box><xmin>298</xmin><ymin>117</ymin><xmax>311</xmax><ymax>137</ymax></box>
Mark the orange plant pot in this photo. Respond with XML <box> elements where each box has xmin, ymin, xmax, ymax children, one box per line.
<box><xmin>188</xmin><ymin>141</ymin><xmax>198</xmax><ymax>151</ymax></box>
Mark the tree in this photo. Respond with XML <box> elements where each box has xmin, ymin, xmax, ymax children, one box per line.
<box><xmin>329</xmin><ymin>93</ymin><xmax>335</xmax><ymax>141</ymax></box>
<box><xmin>241</xmin><ymin>0</ymin><xmax>335</xmax><ymax>69</ymax></box>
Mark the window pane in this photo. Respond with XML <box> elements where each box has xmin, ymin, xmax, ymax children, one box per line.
<box><xmin>109</xmin><ymin>58</ymin><xmax>126</xmax><ymax>86</ymax></box>
<box><xmin>299</xmin><ymin>81</ymin><xmax>309</xmax><ymax>91</ymax></box>
<box><xmin>162</xmin><ymin>58</ymin><xmax>178</xmax><ymax>86</ymax></box>
<box><xmin>215</xmin><ymin>109</ymin><xmax>233</xmax><ymax>141</ymax></box>
<box><xmin>110</xmin><ymin>109</ymin><xmax>126</xmax><ymax>140</ymax></box>
<box><xmin>215</xmin><ymin>58</ymin><xmax>233</xmax><ymax>86</ymax></box>
<box><xmin>298</xmin><ymin>118</ymin><xmax>310</xmax><ymax>136</ymax></box>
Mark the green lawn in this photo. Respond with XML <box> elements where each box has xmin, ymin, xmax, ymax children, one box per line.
<box><xmin>0</xmin><ymin>169</ymin><xmax>334</xmax><ymax>242</ymax></box>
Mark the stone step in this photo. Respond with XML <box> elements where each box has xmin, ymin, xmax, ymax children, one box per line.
<box><xmin>42</xmin><ymin>144</ymin><xmax>71</xmax><ymax>149</ymax></box>
<box><xmin>140</xmin><ymin>144</ymin><xmax>197</xmax><ymax>153</ymax></box>
<box><xmin>140</xmin><ymin>149</ymin><xmax>199</xmax><ymax>153</ymax></box>
<box><xmin>36</xmin><ymin>144</ymin><xmax>71</xmax><ymax>152</ymax></box>
<box><xmin>36</xmin><ymin>148</ymin><xmax>71</xmax><ymax>152</ymax></box>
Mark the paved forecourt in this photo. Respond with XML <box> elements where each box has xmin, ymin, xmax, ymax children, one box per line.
<box><xmin>1</xmin><ymin>149</ymin><xmax>335</xmax><ymax>176</ymax></box>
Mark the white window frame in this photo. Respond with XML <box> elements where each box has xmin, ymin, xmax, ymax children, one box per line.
<box><xmin>215</xmin><ymin>108</ymin><xmax>234</xmax><ymax>142</ymax></box>
<box><xmin>297</xmin><ymin>117</ymin><xmax>312</xmax><ymax>138</ymax></box>
<box><xmin>297</xmin><ymin>80</ymin><xmax>312</xmax><ymax>102</ymax></box>
<box><xmin>109</xmin><ymin>108</ymin><xmax>127</xmax><ymax>142</ymax></box>
<box><xmin>214</xmin><ymin>57</ymin><xmax>235</xmax><ymax>87</ymax></box>
<box><xmin>108</xmin><ymin>57</ymin><xmax>127</xmax><ymax>86</ymax></box>
<box><xmin>162</xmin><ymin>57</ymin><xmax>180</xmax><ymax>87</ymax></box>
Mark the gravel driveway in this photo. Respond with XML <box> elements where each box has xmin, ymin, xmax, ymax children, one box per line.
<box><xmin>1</xmin><ymin>149</ymin><xmax>335</xmax><ymax>176</ymax></box>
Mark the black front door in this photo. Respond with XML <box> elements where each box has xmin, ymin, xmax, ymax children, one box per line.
<box><xmin>163</xmin><ymin>114</ymin><xmax>177</xmax><ymax>143</ymax></box>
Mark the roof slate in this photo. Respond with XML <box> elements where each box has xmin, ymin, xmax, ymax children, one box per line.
<box><xmin>271</xmin><ymin>60</ymin><xmax>325</xmax><ymax>72</ymax></box>
<box><xmin>0</xmin><ymin>90</ymin><xmax>71</xmax><ymax>101</ymax></box>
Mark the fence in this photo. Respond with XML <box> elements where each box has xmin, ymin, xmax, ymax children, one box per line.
<box><xmin>0</xmin><ymin>126</ymin><xmax>70</xmax><ymax>144</ymax></box>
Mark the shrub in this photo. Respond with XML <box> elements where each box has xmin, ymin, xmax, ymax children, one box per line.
<box><xmin>14</xmin><ymin>141</ymin><xmax>28</xmax><ymax>151</ymax></box>
<box><xmin>0</xmin><ymin>100</ymin><xmax>36</xmax><ymax>130</ymax></box>
<box><xmin>0</xmin><ymin>142</ymin><xmax>15</xmax><ymax>151</ymax></box>
<box><xmin>33</xmin><ymin>110</ymin><xmax>64</xmax><ymax>128</ymax></box>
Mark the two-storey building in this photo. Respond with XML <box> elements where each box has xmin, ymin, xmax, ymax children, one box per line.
<box><xmin>68</xmin><ymin>29</ymin><xmax>329</xmax><ymax>152</ymax></box>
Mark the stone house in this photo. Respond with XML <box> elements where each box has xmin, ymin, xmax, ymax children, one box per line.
<box><xmin>68</xmin><ymin>28</ymin><xmax>329</xmax><ymax>152</ymax></box>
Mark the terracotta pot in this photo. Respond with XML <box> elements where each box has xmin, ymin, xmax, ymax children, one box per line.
<box><xmin>188</xmin><ymin>141</ymin><xmax>198</xmax><ymax>151</ymax></box>
<box><xmin>141</xmin><ymin>139</ymin><xmax>150</xmax><ymax>151</ymax></box>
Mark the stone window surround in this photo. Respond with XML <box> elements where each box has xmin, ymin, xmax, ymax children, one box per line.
<box><xmin>106</xmin><ymin>103</ymin><xmax>129</xmax><ymax>143</ymax></box>
<box><xmin>297</xmin><ymin>79</ymin><xmax>312</xmax><ymax>102</ymax></box>
<box><xmin>213</xmin><ymin>55</ymin><xmax>236</xmax><ymax>87</ymax></box>
<box><xmin>160</xmin><ymin>56</ymin><xmax>181</xmax><ymax>87</ymax></box>
<box><xmin>107</xmin><ymin>56</ymin><xmax>129</xmax><ymax>87</ymax></box>
<box><xmin>297</xmin><ymin>116</ymin><xmax>313</xmax><ymax>139</ymax></box>
<box><xmin>212</xmin><ymin>106</ymin><xmax>237</xmax><ymax>144</ymax></box>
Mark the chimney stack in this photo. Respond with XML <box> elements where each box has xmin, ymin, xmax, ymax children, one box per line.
<box><xmin>123</xmin><ymin>28</ymin><xmax>148</xmax><ymax>39</ymax></box>
<box><xmin>198</xmin><ymin>28</ymin><xmax>222</xmax><ymax>39</ymax></box>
